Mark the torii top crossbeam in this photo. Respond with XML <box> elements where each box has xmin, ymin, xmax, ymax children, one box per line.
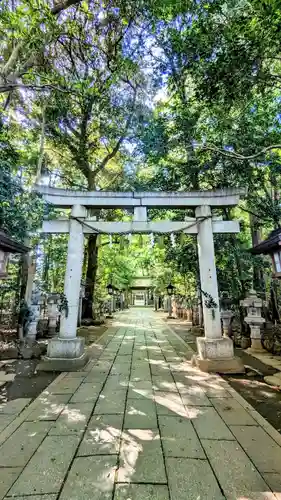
<box><xmin>34</xmin><ymin>185</ymin><xmax>246</xmax><ymax>208</ymax></box>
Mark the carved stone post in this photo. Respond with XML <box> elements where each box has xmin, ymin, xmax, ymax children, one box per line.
<box><xmin>220</xmin><ymin>293</ymin><xmax>233</xmax><ymax>337</ymax></box>
<box><xmin>221</xmin><ymin>310</ymin><xmax>233</xmax><ymax>337</ymax></box>
<box><xmin>26</xmin><ymin>289</ymin><xmax>44</xmax><ymax>342</ymax></box>
<box><xmin>47</xmin><ymin>293</ymin><xmax>60</xmax><ymax>337</ymax></box>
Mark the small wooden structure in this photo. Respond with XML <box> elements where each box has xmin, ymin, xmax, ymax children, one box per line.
<box><xmin>250</xmin><ymin>228</ymin><xmax>281</xmax><ymax>278</ymax></box>
<box><xmin>0</xmin><ymin>230</ymin><xmax>29</xmax><ymax>279</ymax></box>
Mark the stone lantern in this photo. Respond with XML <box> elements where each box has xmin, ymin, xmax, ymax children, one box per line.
<box><xmin>240</xmin><ymin>289</ymin><xmax>265</xmax><ymax>352</ymax></box>
<box><xmin>166</xmin><ymin>283</ymin><xmax>175</xmax><ymax>319</ymax></box>
<box><xmin>47</xmin><ymin>293</ymin><xmax>60</xmax><ymax>337</ymax></box>
<box><xmin>26</xmin><ymin>287</ymin><xmax>44</xmax><ymax>342</ymax></box>
<box><xmin>220</xmin><ymin>292</ymin><xmax>233</xmax><ymax>337</ymax></box>
<box><xmin>106</xmin><ymin>282</ymin><xmax>114</xmax><ymax>318</ymax></box>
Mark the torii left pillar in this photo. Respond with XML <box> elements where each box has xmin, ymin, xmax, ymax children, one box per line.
<box><xmin>38</xmin><ymin>205</ymin><xmax>88</xmax><ymax>371</ymax></box>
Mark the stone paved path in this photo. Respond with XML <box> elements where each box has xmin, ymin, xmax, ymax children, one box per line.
<box><xmin>1</xmin><ymin>309</ymin><xmax>281</xmax><ymax>500</ymax></box>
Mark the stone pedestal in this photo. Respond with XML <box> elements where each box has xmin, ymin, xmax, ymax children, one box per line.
<box><xmin>38</xmin><ymin>205</ymin><xmax>89</xmax><ymax>372</ymax></box>
<box><xmin>38</xmin><ymin>337</ymin><xmax>88</xmax><ymax>371</ymax></box>
<box><xmin>247</xmin><ymin>325</ymin><xmax>265</xmax><ymax>353</ymax></box>
<box><xmin>193</xmin><ymin>337</ymin><xmax>244</xmax><ymax>373</ymax></box>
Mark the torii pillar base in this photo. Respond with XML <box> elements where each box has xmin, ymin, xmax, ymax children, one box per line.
<box><xmin>192</xmin><ymin>337</ymin><xmax>245</xmax><ymax>374</ymax></box>
<box><xmin>37</xmin><ymin>337</ymin><xmax>89</xmax><ymax>372</ymax></box>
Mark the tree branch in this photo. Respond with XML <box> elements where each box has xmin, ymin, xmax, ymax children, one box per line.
<box><xmin>0</xmin><ymin>0</ymin><xmax>83</xmax><ymax>95</ymax></box>
<box><xmin>51</xmin><ymin>0</ymin><xmax>82</xmax><ymax>15</ymax></box>
<box><xmin>0</xmin><ymin>82</ymin><xmax>76</xmax><ymax>94</ymax></box>
<box><xmin>93</xmin><ymin>87</ymin><xmax>137</xmax><ymax>177</ymax></box>
<box><xmin>199</xmin><ymin>143</ymin><xmax>281</xmax><ymax>160</ymax></box>
<box><xmin>1</xmin><ymin>43</ymin><xmax>23</xmax><ymax>77</ymax></box>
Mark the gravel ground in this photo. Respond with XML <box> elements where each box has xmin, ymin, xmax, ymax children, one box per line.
<box><xmin>0</xmin><ymin>323</ymin><xmax>108</xmax><ymax>404</ymax></box>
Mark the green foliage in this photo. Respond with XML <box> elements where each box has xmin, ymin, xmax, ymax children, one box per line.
<box><xmin>2</xmin><ymin>0</ymin><xmax>281</xmax><ymax>316</ymax></box>
<box><xmin>0</xmin><ymin>122</ymin><xmax>43</xmax><ymax>241</ymax></box>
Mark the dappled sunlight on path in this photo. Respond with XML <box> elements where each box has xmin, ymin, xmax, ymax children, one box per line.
<box><xmin>0</xmin><ymin>308</ymin><xmax>280</xmax><ymax>499</ymax></box>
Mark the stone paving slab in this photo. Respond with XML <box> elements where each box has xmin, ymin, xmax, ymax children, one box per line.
<box><xmin>0</xmin><ymin>415</ymin><xmax>15</xmax><ymax>433</ymax></box>
<box><xmin>127</xmin><ymin>385</ymin><xmax>154</xmax><ymax>400</ymax></box>
<box><xmin>153</xmin><ymin>375</ymin><xmax>177</xmax><ymax>393</ymax></box>
<box><xmin>103</xmin><ymin>374</ymin><xmax>129</xmax><ymax>391</ymax></box>
<box><xmin>210</xmin><ymin>397</ymin><xmax>259</xmax><ymax>426</ymax></box>
<box><xmin>178</xmin><ymin>384</ymin><xmax>212</xmax><ymax>406</ymax></box>
<box><xmin>8</xmin><ymin>435</ymin><xmax>80</xmax><ymax>496</ymax></box>
<box><xmin>262</xmin><ymin>473</ymin><xmax>281</xmax><ymax>500</ymax></box>
<box><xmin>94</xmin><ymin>390</ymin><xmax>127</xmax><ymax>414</ymax></box>
<box><xmin>0</xmin><ymin>468</ymin><xmax>22</xmax><ymax>500</ymax></box>
<box><xmin>158</xmin><ymin>415</ymin><xmax>206</xmax><ymax>458</ymax></box>
<box><xmin>0</xmin><ymin>421</ymin><xmax>52</xmax><ymax>467</ymax></box>
<box><xmin>60</xmin><ymin>455</ymin><xmax>117</xmax><ymax>500</ymax></box>
<box><xmin>25</xmin><ymin>394</ymin><xmax>70</xmax><ymax>421</ymax></box>
<box><xmin>154</xmin><ymin>391</ymin><xmax>188</xmax><ymax>417</ymax></box>
<box><xmin>48</xmin><ymin>402</ymin><xmax>94</xmax><ymax>435</ymax></box>
<box><xmin>118</xmin><ymin>429</ymin><xmax>166</xmax><ymax>483</ymax></box>
<box><xmin>114</xmin><ymin>484</ymin><xmax>170</xmax><ymax>500</ymax></box>
<box><xmin>69</xmin><ymin>382</ymin><xmax>103</xmax><ymax>403</ymax></box>
<box><xmin>202</xmin><ymin>439</ymin><xmax>276</xmax><ymax>500</ymax></box>
<box><xmin>230</xmin><ymin>425</ymin><xmax>281</xmax><ymax>474</ymax></box>
<box><xmin>166</xmin><ymin>457</ymin><xmax>224</xmax><ymax>500</ymax></box>
<box><xmin>49</xmin><ymin>378</ymin><xmax>83</xmax><ymax>394</ymax></box>
<box><xmin>130</xmin><ymin>368</ymin><xmax>151</xmax><ymax>381</ymax></box>
<box><xmin>0</xmin><ymin>398</ymin><xmax>31</xmax><ymax>415</ymax></box>
<box><xmin>124</xmin><ymin>399</ymin><xmax>158</xmax><ymax>429</ymax></box>
<box><xmin>191</xmin><ymin>406</ymin><xmax>235</xmax><ymax>440</ymax></box>
<box><xmin>110</xmin><ymin>364</ymin><xmax>131</xmax><ymax>376</ymax></box>
<box><xmin>77</xmin><ymin>414</ymin><xmax>123</xmax><ymax>456</ymax></box>
<box><xmin>5</xmin><ymin>496</ymin><xmax>57</xmax><ymax>500</ymax></box>
<box><xmin>62</xmin><ymin>371</ymin><xmax>89</xmax><ymax>378</ymax></box>
<box><xmin>150</xmin><ymin>364</ymin><xmax>170</xmax><ymax>377</ymax></box>
<box><xmin>82</xmin><ymin>371</ymin><xmax>108</xmax><ymax>383</ymax></box>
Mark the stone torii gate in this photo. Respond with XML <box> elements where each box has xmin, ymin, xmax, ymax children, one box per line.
<box><xmin>36</xmin><ymin>186</ymin><xmax>245</xmax><ymax>373</ymax></box>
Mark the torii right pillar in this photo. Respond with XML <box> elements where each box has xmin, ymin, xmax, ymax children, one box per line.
<box><xmin>193</xmin><ymin>205</ymin><xmax>244</xmax><ymax>373</ymax></box>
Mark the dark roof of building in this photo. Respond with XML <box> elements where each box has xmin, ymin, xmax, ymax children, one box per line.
<box><xmin>250</xmin><ymin>228</ymin><xmax>281</xmax><ymax>255</ymax></box>
<box><xmin>0</xmin><ymin>230</ymin><xmax>29</xmax><ymax>254</ymax></box>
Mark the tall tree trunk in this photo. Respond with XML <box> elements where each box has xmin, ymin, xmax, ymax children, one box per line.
<box><xmin>36</xmin><ymin>105</ymin><xmax>46</xmax><ymax>182</ymax></box>
<box><xmin>83</xmin><ymin>234</ymin><xmax>99</xmax><ymax>318</ymax></box>
<box><xmin>250</xmin><ymin>213</ymin><xmax>264</xmax><ymax>292</ymax></box>
<box><xmin>82</xmin><ymin>172</ymin><xmax>99</xmax><ymax>319</ymax></box>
